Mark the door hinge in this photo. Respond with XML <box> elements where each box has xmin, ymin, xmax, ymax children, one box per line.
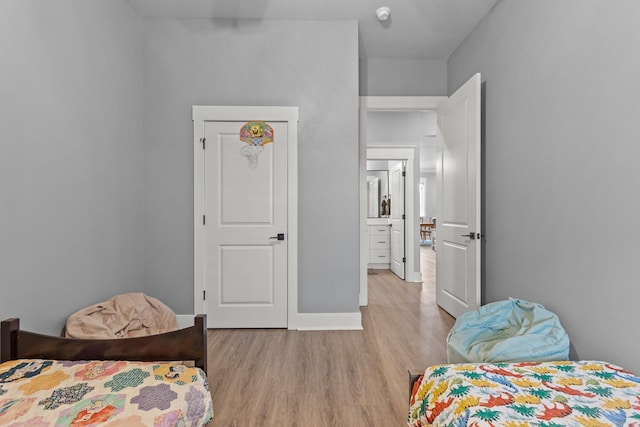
<box><xmin>402</xmin><ymin>257</ymin><xmax>406</xmax><ymax>263</ymax></box>
<box><xmin>402</xmin><ymin>214</ymin><xmax>405</xmax><ymax>220</ymax></box>
<box><xmin>402</xmin><ymin>171</ymin><xmax>406</xmax><ymax>177</ymax></box>
<box><xmin>203</xmin><ymin>290</ymin><xmax>206</xmax><ymax>300</ymax></box>
<box><xmin>203</xmin><ymin>215</ymin><xmax>205</xmax><ymax>225</ymax></box>
<box><xmin>200</xmin><ymin>137</ymin><xmax>206</xmax><ymax>149</ymax></box>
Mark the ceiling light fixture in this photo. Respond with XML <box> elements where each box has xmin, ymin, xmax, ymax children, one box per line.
<box><xmin>376</xmin><ymin>7</ymin><xmax>391</xmax><ymax>21</ymax></box>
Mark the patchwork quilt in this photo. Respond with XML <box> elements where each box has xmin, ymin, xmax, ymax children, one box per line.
<box><xmin>409</xmin><ymin>360</ymin><xmax>640</xmax><ymax>426</ymax></box>
<box><xmin>0</xmin><ymin>359</ymin><xmax>213</xmax><ymax>426</ymax></box>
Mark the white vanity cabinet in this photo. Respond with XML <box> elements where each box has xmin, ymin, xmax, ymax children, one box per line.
<box><xmin>368</xmin><ymin>224</ymin><xmax>391</xmax><ymax>269</ymax></box>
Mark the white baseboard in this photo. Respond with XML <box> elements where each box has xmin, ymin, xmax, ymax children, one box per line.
<box><xmin>406</xmin><ymin>271</ymin><xmax>423</xmax><ymax>283</ymax></box>
<box><xmin>368</xmin><ymin>263</ymin><xmax>391</xmax><ymax>269</ymax></box>
<box><xmin>359</xmin><ymin>292</ymin><xmax>367</xmax><ymax>307</ymax></box>
<box><xmin>292</xmin><ymin>312</ymin><xmax>363</xmax><ymax>331</ymax></box>
<box><xmin>176</xmin><ymin>314</ymin><xmax>195</xmax><ymax>329</ymax></box>
<box><xmin>178</xmin><ymin>312</ymin><xmax>363</xmax><ymax>331</ymax></box>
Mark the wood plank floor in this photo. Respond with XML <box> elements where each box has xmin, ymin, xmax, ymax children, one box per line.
<box><xmin>206</xmin><ymin>247</ymin><xmax>454</xmax><ymax>426</ymax></box>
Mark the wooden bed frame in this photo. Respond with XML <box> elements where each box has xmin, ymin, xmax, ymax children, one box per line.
<box><xmin>1</xmin><ymin>314</ymin><xmax>208</xmax><ymax>374</ymax></box>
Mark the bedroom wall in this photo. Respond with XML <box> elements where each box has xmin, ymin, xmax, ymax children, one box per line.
<box><xmin>142</xmin><ymin>19</ymin><xmax>360</xmax><ymax>315</ymax></box>
<box><xmin>448</xmin><ymin>0</ymin><xmax>640</xmax><ymax>372</ymax></box>
<box><xmin>360</xmin><ymin>58</ymin><xmax>447</xmax><ymax>96</ymax></box>
<box><xmin>0</xmin><ymin>1</ymin><xmax>144</xmax><ymax>335</ymax></box>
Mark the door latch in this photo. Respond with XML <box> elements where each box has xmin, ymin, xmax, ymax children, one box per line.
<box><xmin>269</xmin><ymin>233</ymin><xmax>285</xmax><ymax>241</ymax></box>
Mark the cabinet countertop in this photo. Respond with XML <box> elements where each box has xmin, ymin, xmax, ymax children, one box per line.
<box><xmin>367</xmin><ymin>219</ymin><xmax>391</xmax><ymax>226</ymax></box>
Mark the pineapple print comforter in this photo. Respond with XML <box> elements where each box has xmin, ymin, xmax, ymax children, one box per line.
<box><xmin>408</xmin><ymin>361</ymin><xmax>640</xmax><ymax>426</ymax></box>
<box><xmin>0</xmin><ymin>359</ymin><xmax>213</xmax><ymax>426</ymax></box>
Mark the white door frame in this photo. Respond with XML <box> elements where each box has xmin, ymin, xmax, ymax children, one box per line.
<box><xmin>359</xmin><ymin>96</ymin><xmax>446</xmax><ymax>306</ymax></box>
<box><xmin>193</xmin><ymin>106</ymin><xmax>299</xmax><ymax>328</ymax></box>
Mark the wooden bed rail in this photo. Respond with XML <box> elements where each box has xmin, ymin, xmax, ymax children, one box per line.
<box><xmin>1</xmin><ymin>315</ymin><xmax>208</xmax><ymax>374</ymax></box>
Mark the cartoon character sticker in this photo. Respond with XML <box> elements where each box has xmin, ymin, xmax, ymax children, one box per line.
<box><xmin>239</xmin><ymin>121</ymin><xmax>274</xmax><ymax>168</ymax></box>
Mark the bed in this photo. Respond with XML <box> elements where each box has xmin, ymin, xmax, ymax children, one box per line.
<box><xmin>408</xmin><ymin>360</ymin><xmax>640</xmax><ymax>426</ymax></box>
<box><xmin>0</xmin><ymin>315</ymin><xmax>213</xmax><ymax>426</ymax></box>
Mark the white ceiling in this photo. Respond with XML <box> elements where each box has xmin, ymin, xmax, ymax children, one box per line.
<box><xmin>127</xmin><ymin>0</ymin><xmax>499</xmax><ymax>60</ymax></box>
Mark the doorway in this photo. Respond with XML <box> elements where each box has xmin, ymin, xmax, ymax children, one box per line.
<box><xmin>359</xmin><ymin>97</ymin><xmax>445</xmax><ymax>306</ymax></box>
<box><xmin>193</xmin><ymin>106</ymin><xmax>299</xmax><ymax>328</ymax></box>
<box><xmin>360</xmin><ymin>74</ymin><xmax>482</xmax><ymax>316</ymax></box>
<box><xmin>365</xmin><ymin>148</ymin><xmax>416</xmax><ymax>284</ymax></box>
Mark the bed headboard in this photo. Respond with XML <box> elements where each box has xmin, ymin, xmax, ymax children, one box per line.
<box><xmin>1</xmin><ymin>314</ymin><xmax>208</xmax><ymax>374</ymax></box>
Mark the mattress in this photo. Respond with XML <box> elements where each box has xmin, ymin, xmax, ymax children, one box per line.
<box><xmin>0</xmin><ymin>359</ymin><xmax>213</xmax><ymax>426</ymax></box>
<box><xmin>409</xmin><ymin>360</ymin><xmax>640</xmax><ymax>426</ymax></box>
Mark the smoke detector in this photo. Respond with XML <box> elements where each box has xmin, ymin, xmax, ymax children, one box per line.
<box><xmin>376</xmin><ymin>7</ymin><xmax>391</xmax><ymax>21</ymax></box>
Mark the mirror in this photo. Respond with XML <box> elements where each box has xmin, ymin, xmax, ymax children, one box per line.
<box><xmin>367</xmin><ymin>170</ymin><xmax>389</xmax><ymax>218</ymax></box>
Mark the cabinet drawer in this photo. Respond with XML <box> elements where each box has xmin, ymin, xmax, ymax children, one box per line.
<box><xmin>369</xmin><ymin>235</ymin><xmax>390</xmax><ymax>249</ymax></box>
<box><xmin>369</xmin><ymin>225</ymin><xmax>391</xmax><ymax>236</ymax></box>
<box><xmin>369</xmin><ymin>250</ymin><xmax>390</xmax><ymax>263</ymax></box>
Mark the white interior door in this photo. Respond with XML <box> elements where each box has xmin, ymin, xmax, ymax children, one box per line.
<box><xmin>389</xmin><ymin>161</ymin><xmax>405</xmax><ymax>279</ymax></box>
<box><xmin>202</xmin><ymin>120</ymin><xmax>288</xmax><ymax>328</ymax></box>
<box><xmin>436</xmin><ymin>73</ymin><xmax>482</xmax><ymax>318</ymax></box>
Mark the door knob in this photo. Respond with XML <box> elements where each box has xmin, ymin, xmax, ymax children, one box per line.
<box><xmin>269</xmin><ymin>233</ymin><xmax>285</xmax><ymax>241</ymax></box>
<box><xmin>460</xmin><ymin>233</ymin><xmax>477</xmax><ymax>240</ymax></box>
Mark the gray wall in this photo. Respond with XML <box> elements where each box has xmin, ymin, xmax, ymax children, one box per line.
<box><xmin>142</xmin><ymin>19</ymin><xmax>360</xmax><ymax>314</ymax></box>
<box><xmin>360</xmin><ymin>58</ymin><xmax>447</xmax><ymax>96</ymax></box>
<box><xmin>0</xmin><ymin>0</ymin><xmax>144</xmax><ymax>335</ymax></box>
<box><xmin>448</xmin><ymin>0</ymin><xmax>640</xmax><ymax>372</ymax></box>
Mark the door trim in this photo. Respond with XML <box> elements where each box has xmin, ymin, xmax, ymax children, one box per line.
<box><xmin>359</xmin><ymin>96</ymin><xmax>447</xmax><ymax>306</ymax></box>
<box><xmin>192</xmin><ymin>106</ymin><xmax>299</xmax><ymax>328</ymax></box>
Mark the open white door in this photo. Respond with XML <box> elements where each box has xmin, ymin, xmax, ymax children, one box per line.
<box><xmin>389</xmin><ymin>161</ymin><xmax>405</xmax><ymax>279</ymax></box>
<box><xmin>436</xmin><ymin>74</ymin><xmax>481</xmax><ymax>318</ymax></box>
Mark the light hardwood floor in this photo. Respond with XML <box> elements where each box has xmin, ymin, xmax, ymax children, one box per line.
<box><xmin>206</xmin><ymin>247</ymin><xmax>454</xmax><ymax>426</ymax></box>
